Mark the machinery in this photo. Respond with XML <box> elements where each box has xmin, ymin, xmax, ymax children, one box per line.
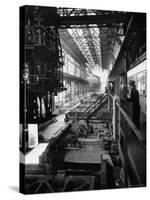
<box><xmin>24</xmin><ymin>94</ymin><xmax>124</xmax><ymax>194</ymax></box>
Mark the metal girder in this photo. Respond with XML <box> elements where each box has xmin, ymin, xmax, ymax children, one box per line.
<box><xmin>58</xmin><ymin>14</ymin><xmax>127</xmax><ymax>27</ymax></box>
<box><xmin>59</xmin><ymin>24</ymin><xmax>124</xmax><ymax>29</ymax></box>
<box><xmin>60</xmin><ymin>25</ymin><xmax>121</xmax><ymax>71</ymax></box>
<box><xmin>67</xmin><ymin>28</ymin><xmax>95</xmax><ymax>68</ymax></box>
<box><xmin>58</xmin><ymin>8</ymin><xmax>129</xmax><ymax>70</ymax></box>
<box><xmin>82</xmin><ymin>28</ymin><xmax>101</xmax><ymax>65</ymax></box>
<box><xmin>99</xmin><ymin>26</ymin><xmax>124</xmax><ymax>69</ymax></box>
<box><xmin>58</xmin><ymin>8</ymin><xmax>127</xmax><ymax>17</ymax></box>
<box><xmin>58</xmin><ymin>8</ymin><xmax>97</xmax><ymax>17</ymax></box>
<box><xmin>57</xmin><ymin>8</ymin><xmax>128</xmax><ymax>29</ymax></box>
<box><xmin>66</xmin><ymin>27</ymin><xmax>102</xmax><ymax>69</ymax></box>
<box><xmin>59</xmin><ymin>29</ymin><xmax>87</xmax><ymax>65</ymax></box>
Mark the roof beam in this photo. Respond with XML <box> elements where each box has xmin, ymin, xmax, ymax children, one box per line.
<box><xmin>59</xmin><ymin>14</ymin><xmax>126</xmax><ymax>27</ymax></box>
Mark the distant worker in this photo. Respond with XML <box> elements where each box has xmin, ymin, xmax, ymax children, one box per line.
<box><xmin>105</xmin><ymin>86</ymin><xmax>108</xmax><ymax>93</ymax></box>
<box><xmin>109</xmin><ymin>81</ymin><xmax>114</xmax><ymax>94</ymax></box>
<box><xmin>122</xmin><ymin>83</ymin><xmax>128</xmax><ymax>100</ymax></box>
<box><xmin>127</xmin><ymin>80</ymin><xmax>140</xmax><ymax>129</ymax></box>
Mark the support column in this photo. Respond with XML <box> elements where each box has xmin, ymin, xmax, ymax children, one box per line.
<box><xmin>108</xmin><ymin>93</ymin><xmax>110</xmax><ymax>110</ymax></box>
<box><xmin>70</xmin><ymin>80</ymin><xmax>72</xmax><ymax>102</ymax></box>
<box><xmin>52</xmin><ymin>93</ymin><xmax>54</xmax><ymax>113</ymax></box>
<box><xmin>112</xmin><ymin>95</ymin><xmax>120</xmax><ymax>142</ymax></box>
<box><xmin>39</xmin><ymin>96</ymin><xmax>42</xmax><ymax>119</ymax></box>
<box><xmin>44</xmin><ymin>93</ymin><xmax>49</xmax><ymax>119</ymax></box>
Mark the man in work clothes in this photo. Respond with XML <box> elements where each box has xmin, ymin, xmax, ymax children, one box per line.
<box><xmin>127</xmin><ymin>80</ymin><xmax>141</xmax><ymax>129</ymax></box>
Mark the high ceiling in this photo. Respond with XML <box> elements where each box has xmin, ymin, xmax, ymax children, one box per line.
<box><xmin>58</xmin><ymin>8</ymin><xmax>131</xmax><ymax>74</ymax></box>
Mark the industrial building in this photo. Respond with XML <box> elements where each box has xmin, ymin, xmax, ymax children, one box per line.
<box><xmin>20</xmin><ymin>6</ymin><xmax>146</xmax><ymax>194</ymax></box>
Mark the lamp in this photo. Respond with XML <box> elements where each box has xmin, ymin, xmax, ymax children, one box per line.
<box><xmin>23</xmin><ymin>63</ymin><xmax>29</xmax><ymax>81</ymax></box>
<box><xmin>22</xmin><ymin>63</ymin><xmax>29</xmax><ymax>154</ymax></box>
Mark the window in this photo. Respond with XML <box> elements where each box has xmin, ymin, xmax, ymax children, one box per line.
<box><xmin>137</xmin><ymin>71</ymin><xmax>146</xmax><ymax>95</ymax></box>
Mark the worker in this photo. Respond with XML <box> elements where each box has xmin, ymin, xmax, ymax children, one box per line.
<box><xmin>127</xmin><ymin>80</ymin><xmax>141</xmax><ymax>129</ymax></box>
<box><xmin>122</xmin><ymin>83</ymin><xmax>128</xmax><ymax>100</ymax></box>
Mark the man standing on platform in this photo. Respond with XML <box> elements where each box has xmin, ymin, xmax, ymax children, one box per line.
<box><xmin>127</xmin><ymin>80</ymin><xmax>141</xmax><ymax>129</ymax></box>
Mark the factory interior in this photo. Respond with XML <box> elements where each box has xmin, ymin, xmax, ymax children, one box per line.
<box><xmin>19</xmin><ymin>6</ymin><xmax>146</xmax><ymax>194</ymax></box>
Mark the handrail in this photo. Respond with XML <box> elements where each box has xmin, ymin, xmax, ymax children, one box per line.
<box><xmin>108</xmin><ymin>92</ymin><xmax>113</xmax><ymax>99</ymax></box>
<box><xmin>116</xmin><ymin>102</ymin><xmax>145</xmax><ymax>148</ymax></box>
<box><xmin>108</xmin><ymin>92</ymin><xmax>145</xmax><ymax>147</ymax></box>
<box><xmin>106</xmin><ymin>93</ymin><xmax>145</xmax><ymax>185</ymax></box>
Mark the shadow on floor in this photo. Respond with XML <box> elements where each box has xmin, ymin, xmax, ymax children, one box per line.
<box><xmin>9</xmin><ymin>186</ymin><xmax>19</xmax><ymax>192</ymax></box>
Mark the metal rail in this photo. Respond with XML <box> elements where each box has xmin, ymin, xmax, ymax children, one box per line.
<box><xmin>108</xmin><ymin>93</ymin><xmax>146</xmax><ymax>186</ymax></box>
<box><xmin>116</xmin><ymin>102</ymin><xmax>145</xmax><ymax>147</ymax></box>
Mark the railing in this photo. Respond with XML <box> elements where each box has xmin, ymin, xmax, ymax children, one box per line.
<box><xmin>108</xmin><ymin>93</ymin><xmax>146</xmax><ymax>186</ymax></box>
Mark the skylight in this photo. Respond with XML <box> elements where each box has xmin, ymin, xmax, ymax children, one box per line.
<box><xmin>68</xmin><ymin>25</ymin><xmax>102</xmax><ymax>73</ymax></box>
